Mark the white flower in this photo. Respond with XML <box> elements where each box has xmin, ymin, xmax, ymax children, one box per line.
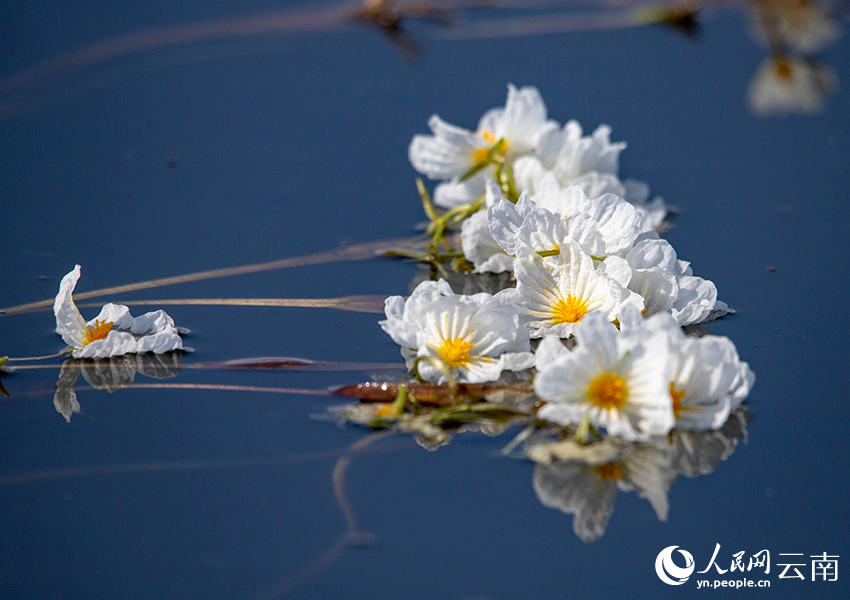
<box><xmin>534</xmin><ymin>310</ymin><xmax>673</xmax><ymax>440</ymax></box>
<box><xmin>621</xmin><ymin>238</ymin><xmax>723</xmax><ymax>326</ymax></box>
<box><xmin>623</xmin><ymin>238</ymin><xmax>680</xmax><ymax>317</ymax></box>
<box><xmin>749</xmin><ymin>0</ymin><xmax>841</xmax><ymax>54</ymax></box>
<box><xmin>379</xmin><ymin>279</ymin><xmax>533</xmax><ymax>384</ymax></box>
<box><xmin>528</xmin><ymin>182</ymin><xmax>643</xmax><ymax>257</ymax></box>
<box><xmin>618</xmin><ymin>308</ymin><xmax>755</xmax><ymax>431</ymax></box>
<box><xmin>748</xmin><ymin>56</ymin><xmax>836</xmax><ymax>117</ymax></box>
<box><xmin>508</xmin><ymin>242</ymin><xmax>644</xmax><ymax>338</ymax></box>
<box><xmin>671</xmin><ymin>258</ymin><xmax>720</xmax><ymax>326</ymax></box>
<box><xmin>476</xmin><ymin>84</ymin><xmax>558</xmax><ymax>159</ymax></box>
<box><xmin>514</xmin><ymin>121</ymin><xmax>625</xmax><ymax>189</ymax></box>
<box><xmin>408</xmin><ymin>84</ymin><xmax>558</xmax><ymax>208</ymax></box>
<box><xmin>54</xmin><ymin>265</ymin><xmax>183</xmax><ymax>359</ymax></box>
<box><xmin>513</xmin><ymin>121</ymin><xmax>669</xmax><ymax>230</ymax></box>
<box><xmin>460</xmin><ymin>179</ymin><xmax>516</xmax><ymax>273</ymax></box>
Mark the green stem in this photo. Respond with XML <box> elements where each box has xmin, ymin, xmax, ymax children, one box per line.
<box><xmin>574</xmin><ymin>413</ymin><xmax>592</xmax><ymax>444</ymax></box>
<box><xmin>458</xmin><ymin>137</ymin><xmax>506</xmax><ymax>182</ymax></box>
<box><xmin>390</xmin><ymin>384</ymin><xmax>408</xmax><ymax>416</ymax></box>
<box><xmin>416</xmin><ymin>178</ymin><xmax>439</xmax><ymax>222</ymax></box>
<box><xmin>411</xmin><ymin>356</ymin><xmax>458</xmax><ymax>397</ymax></box>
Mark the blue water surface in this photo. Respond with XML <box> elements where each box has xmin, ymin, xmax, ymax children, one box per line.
<box><xmin>1</xmin><ymin>1</ymin><xmax>849</xmax><ymax>598</ymax></box>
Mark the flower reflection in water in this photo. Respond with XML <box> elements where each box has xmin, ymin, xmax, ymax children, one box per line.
<box><xmin>747</xmin><ymin>0</ymin><xmax>841</xmax><ymax>115</ymax></box>
<box><xmin>528</xmin><ymin>407</ymin><xmax>751</xmax><ymax>543</ymax></box>
<box><xmin>53</xmin><ymin>352</ymin><xmax>183</xmax><ymax>422</ymax></box>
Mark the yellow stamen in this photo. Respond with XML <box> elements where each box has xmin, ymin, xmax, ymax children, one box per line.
<box><xmin>669</xmin><ymin>381</ymin><xmax>687</xmax><ymax>419</ymax></box>
<box><xmin>375</xmin><ymin>404</ymin><xmax>398</xmax><ymax>418</ymax></box>
<box><xmin>587</xmin><ymin>372</ymin><xmax>628</xmax><ymax>410</ymax></box>
<box><xmin>83</xmin><ymin>319</ymin><xmax>113</xmax><ymax>345</ymax></box>
<box><xmin>773</xmin><ymin>57</ymin><xmax>793</xmax><ymax>81</ymax></box>
<box><xmin>473</xmin><ymin>130</ymin><xmax>508</xmax><ymax>164</ymax></box>
<box><xmin>552</xmin><ymin>294</ymin><xmax>589</xmax><ymax>325</ymax></box>
<box><xmin>436</xmin><ymin>337</ymin><xmax>474</xmax><ymax>368</ymax></box>
<box><xmin>593</xmin><ymin>462</ymin><xmax>623</xmax><ymax>481</ymax></box>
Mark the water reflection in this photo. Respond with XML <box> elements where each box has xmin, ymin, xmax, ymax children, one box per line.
<box><xmin>747</xmin><ymin>0</ymin><xmax>841</xmax><ymax>115</ymax></box>
<box><xmin>327</xmin><ymin>386</ymin><xmax>751</xmax><ymax>542</ymax></box>
<box><xmin>0</xmin><ymin>0</ymin><xmax>842</xmax><ymax>119</ymax></box>
<box><xmin>529</xmin><ymin>407</ymin><xmax>751</xmax><ymax>542</ymax></box>
<box><xmin>530</xmin><ymin>437</ymin><xmax>675</xmax><ymax>544</ymax></box>
<box><xmin>53</xmin><ymin>352</ymin><xmax>183</xmax><ymax>422</ymax></box>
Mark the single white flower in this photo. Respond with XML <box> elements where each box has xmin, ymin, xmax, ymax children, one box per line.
<box><xmin>379</xmin><ymin>279</ymin><xmax>533</xmax><ymax>384</ymax></box>
<box><xmin>54</xmin><ymin>265</ymin><xmax>183</xmax><ymax>359</ymax></box>
<box><xmin>460</xmin><ymin>179</ymin><xmax>516</xmax><ymax>274</ymax></box>
<box><xmin>513</xmin><ymin>121</ymin><xmax>669</xmax><ymax>231</ymax></box>
<box><xmin>534</xmin><ymin>310</ymin><xmax>673</xmax><ymax>440</ymax></box>
<box><xmin>508</xmin><ymin>242</ymin><xmax>644</xmax><ymax>338</ymax></box>
<box><xmin>623</xmin><ymin>238</ymin><xmax>680</xmax><ymax>317</ymax></box>
<box><xmin>671</xmin><ymin>262</ymin><xmax>720</xmax><ymax>326</ymax></box>
<box><xmin>748</xmin><ymin>56</ymin><xmax>836</xmax><ymax>117</ymax></box>
<box><xmin>513</xmin><ymin>121</ymin><xmax>625</xmax><ymax>191</ymax></box>
<box><xmin>466</xmin><ymin>182</ymin><xmax>643</xmax><ymax>274</ymax></box>
<box><xmin>475</xmin><ymin>84</ymin><xmax>558</xmax><ymax>159</ymax></box>
<box><xmin>530</xmin><ymin>182</ymin><xmax>643</xmax><ymax>257</ymax></box>
<box><xmin>618</xmin><ymin>308</ymin><xmax>755</xmax><ymax>431</ymax></box>
<box><xmin>749</xmin><ymin>0</ymin><xmax>841</xmax><ymax>54</ymax></box>
<box><xmin>409</xmin><ymin>84</ymin><xmax>558</xmax><ymax>208</ymax></box>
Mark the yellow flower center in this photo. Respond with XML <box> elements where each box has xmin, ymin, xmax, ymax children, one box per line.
<box><xmin>83</xmin><ymin>319</ymin><xmax>113</xmax><ymax>345</ymax></box>
<box><xmin>593</xmin><ymin>462</ymin><xmax>623</xmax><ymax>481</ymax></box>
<box><xmin>437</xmin><ymin>337</ymin><xmax>475</xmax><ymax>368</ymax></box>
<box><xmin>773</xmin><ymin>57</ymin><xmax>793</xmax><ymax>81</ymax></box>
<box><xmin>587</xmin><ymin>372</ymin><xmax>628</xmax><ymax>410</ymax></box>
<box><xmin>669</xmin><ymin>381</ymin><xmax>687</xmax><ymax>419</ymax></box>
<box><xmin>552</xmin><ymin>294</ymin><xmax>589</xmax><ymax>325</ymax></box>
<box><xmin>473</xmin><ymin>130</ymin><xmax>508</xmax><ymax>164</ymax></box>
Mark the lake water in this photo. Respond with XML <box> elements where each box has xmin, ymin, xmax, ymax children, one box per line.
<box><xmin>1</xmin><ymin>1</ymin><xmax>849</xmax><ymax>598</ymax></box>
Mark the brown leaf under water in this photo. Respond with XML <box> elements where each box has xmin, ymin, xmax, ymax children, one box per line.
<box><xmin>334</xmin><ymin>380</ymin><xmax>532</xmax><ymax>406</ymax></box>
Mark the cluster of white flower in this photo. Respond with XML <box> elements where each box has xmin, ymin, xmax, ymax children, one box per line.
<box><xmin>381</xmin><ymin>84</ymin><xmax>753</xmax><ymax>440</ymax></box>
<box><xmin>534</xmin><ymin>308</ymin><xmax>753</xmax><ymax>441</ymax></box>
<box><xmin>410</xmin><ymin>85</ymin><xmax>726</xmax><ymax>326</ymax></box>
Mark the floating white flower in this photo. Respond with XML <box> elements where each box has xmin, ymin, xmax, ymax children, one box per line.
<box><xmin>460</xmin><ymin>179</ymin><xmax>516</xmax><ymax>274</ymax></box>
<box><xmin>518</xmin><ymin>182</ymin><xmax>643</xmax><ymax>257</ymax></box>
<box><xmin>379</xmin><ymin>279</ymin><xmax>533</xmax><ymax>384</ymax></box>
<box><xmin>54</xmin><ymin>265</ymin><xmax>183</xmax><ymax>359</ymax></box>
<box><xmin>534</xmin><ymin>310</ymin><xmax>673</xmax><ymax>440</ymax></box>
<box><xmin>507</xmin><ymin>242</ymin><xmax>643</xmax><ymax>338</ymax></box>
<box><xmin>748</xmin><ymin>56</ymin><xmax>836</xmax><ymax>117</ymax></box>
<box><xmin>513</xmin><ymin>121</ymin><xmax>625</xmax><ymax>189</ymax></box>
<box><xmin>408</xmin><ymin>84</ymin><xmax>557</xmax><ymax>208</ymax></box>
<box><xmin>619</xmin><ymin>308</ymin><xmax>754</xmax><ymax>431</ymax></box>
<box><xmin>670</xmin><ymin>258</ymin><xmax>723</xmax><ymax>326</ymax></box>
<box><xmin>749</xmin><ymin>0</ymin><xmax>841</xmax><ymax>54</ymax></box>
<box><xmin>513</xmin><ymin>121</ymin><xmax>669</xmax><ymax>230</ymax></box>
<box><xmin>623</xmin><ymin>238</ymin><xmax>680</xmax><ymax>317</ymax></box>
